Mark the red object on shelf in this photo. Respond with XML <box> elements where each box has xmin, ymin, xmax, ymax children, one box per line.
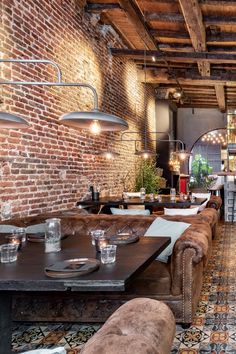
<box><xmin>179</xmin><ymin>174</ymin><xmax>190</xmax><ymax>194</ymax></box>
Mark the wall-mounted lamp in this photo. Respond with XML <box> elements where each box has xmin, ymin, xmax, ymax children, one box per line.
<box><xmin>0</xmin><ymin>112</ymin><xmax>29</xmax><ymax>129</ymax></box>
<box><xmin>120</xmin><ymin>132</ymin><xmax>191</xmax><ymax>160</ymax></box>
<box><xmin>0</xmin><ymin>59</ymin><xmax>129</xmax><ymax>134</ymax></box>
<box><xmin>135</xmin><ymin>149</ymin><xmax>156</xmax><ymax>159</ymax></box>
<box><xmin>98</xmin><ymin>151</ymin><xmax>120</xmax><ymax>159</ymax></box>
<box><xmin>173</xmin><ymin>140</ymin><xmax>192</xmax><ymax>160</ymax></box>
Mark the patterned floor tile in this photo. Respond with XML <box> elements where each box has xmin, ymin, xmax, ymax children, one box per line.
<box><xmin>12</xmin><ymin>223</ymin><xmax>236</xmax><ymax>353</ymax></box>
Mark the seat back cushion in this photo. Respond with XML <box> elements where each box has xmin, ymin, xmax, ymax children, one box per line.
<box><xmin>144</xmin><ymin>217</ymin><xmax>190</xmax><ymax>263</ymax></box>
<box><xmin>110</xmin><ymin>208</ymin><xmax>150</xmax><ymax>216</ymax></box>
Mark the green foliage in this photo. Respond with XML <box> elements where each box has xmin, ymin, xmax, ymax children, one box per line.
<box><xmin>134</xmin><ymin>159</ymin><xmax>166</xmax><ymax>194</ymax></box>
<box><xmin>189</xmin><ymin>154</ymin><xmax>214</xmax><ymax>189</ymax></box>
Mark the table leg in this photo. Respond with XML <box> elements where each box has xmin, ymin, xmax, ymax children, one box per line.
<box><xmin>0</xmin><ymin>293</ymin><xmax>12</xmax><ymax>354</ymax></box>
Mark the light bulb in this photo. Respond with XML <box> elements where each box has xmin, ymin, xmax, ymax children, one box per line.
<box><xmin>143</xmin><ymin>152</ymin><xmax>149</xmax><ymax>159</ymax></box>
<box><xmin>90</xmin><ymin>120</ymin><xmax>101</xmax><ymax>135</ymax></box>
<box><xmin>179</xmin><ymin>152</ymin><xmax>187</xmax><ymax>160</ymax></box>
<box><xmin>105</xmin><ymin>152</ymin><xmax>113</xmax><ymax>159</ymax></box>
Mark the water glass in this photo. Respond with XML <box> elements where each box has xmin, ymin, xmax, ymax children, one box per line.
<box><xmin>14</xmin><ymin>228</ymin><xmax>26</xmax><ymax>243</ymax></box>
<box><xmin>6</xmin><ymin>233</ymin><xmax>22</xmax><ymax>250</ymax></box>
<box><xmin>123</xmin><ymin>192</ymin><xmax>129</xmax><ymax>202</ymax></box>
<box><xmin>0</xmin><ymin>244</ymin><xmax>18</xmax><ymax>263</ymax></box>
<box><xmin>170</xmin><ymin>188</ymin><xmax>176</xmax><ymax>202</ymax></box>
<box><xmin>140</xmin><ymin>187</ymin><xmax>146</xmax><ymax>201</ymax></box>
<box><xmin>90</xmin><ymin>229</ymin><xmax>105</xmax><ymax>246</ymax></box>
<box><xmin>45</xmin><ymin>218</ymin><xmax>61</xmax><ymax>253</ymax></box>
<box><xmin>1</xmin><ymin>202</ymin><xmax>12</xmax><ymax>220</ymax></box>
<box><xmin>101</xmin><ymin>245</ymin><xmax>117</xmax><ymax>264</ymax></box>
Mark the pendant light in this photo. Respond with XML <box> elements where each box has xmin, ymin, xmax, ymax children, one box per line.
<box><xmin>0</xmin><ymin>112</ymin><xmax>28</xmax><ymax>128</ymax></box>
<box><xmin>59</xmin><ymin>83</ymin><xmax>128</xmax><ymax>132</ymax></box>
<box><xmin>98</xmin><ymin>151</ymin><xmax>120</xmax><ymax>159</ymax></box>
<box><xmin>0</xmin><ymin>59</ymin><xmax>129</xmax><ymax>134</ymax></box>
<box><xmin>173</xmin><ymin>140</ymin><xmax>192</xmax><ymax>160</ymax></box>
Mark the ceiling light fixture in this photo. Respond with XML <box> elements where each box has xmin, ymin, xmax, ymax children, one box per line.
<box><xmin>0</xmin><ymin>59</ymin><xmax>129</xmax><ymax>134</ymax></box>
<box><xmin>172</xmin><ymin>90</ymin><xmax>182</xmax><ymax>99</ymax></box>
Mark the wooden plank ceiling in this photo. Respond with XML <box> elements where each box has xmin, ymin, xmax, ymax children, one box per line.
<box><xmin>84</xmin><ymin>0</ymin><xmax>236</xmax><ymax>111</ymax></box>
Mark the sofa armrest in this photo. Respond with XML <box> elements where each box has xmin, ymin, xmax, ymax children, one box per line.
<box><xmin>170</xmin><ymin>221</ymin><xmax>211</xmax><ymax>295</ymax></box>
<box><xmin>206</xmin><ymin>195</ymin><xmax>222</xmax><ymax>210</ymax></box>
<box><xmin>80</xmin><ymin>298</ymin><xmax>175</xmax><ymax>354</ymax></box>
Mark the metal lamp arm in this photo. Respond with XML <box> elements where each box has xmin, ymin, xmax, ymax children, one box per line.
<box><xmin>120</xmin><ymin>131</ymin><xmax>171</xmax><ymax>142</ymax></box>
<box><xmin>0</xmin><ymin>59</ymin><xmax>62</xmax><ymax>83</ymax></box>
<box><xmin>0</xmin><ymin>59</ymin><xmax>99</xmax><ymax>109</ymax></box>
<box><xmin>157</xmin><ymin>139</ymin><xmax>185</xmax><ymax>150</ymax></box>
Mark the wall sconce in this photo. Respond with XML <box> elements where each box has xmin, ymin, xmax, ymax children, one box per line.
<box><xmin>98</xmin><ymin>151</ymin><xmax>120</xmax><ymax>159</ymax></box>
<box><xmin>0</xmin><ymin>59</ymin><xmax>129</xmax><ymax>134</ymax></box>
<box><xmin>0</xmin><ymin>111</ymin><xmax>29</xmax><ymax>129</ymax></box>
<box><xmin>120</xmin><ymin>132</ymin><xmax>191</xmax><ymax>160</ymax></box>
<box><xmin>172</xmin><ymin>140</ymin><xmax>192</xmax><ymax>160</ymax></box>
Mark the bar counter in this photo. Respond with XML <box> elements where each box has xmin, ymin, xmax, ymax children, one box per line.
<box><xmin>216</xmin><ymin>172</ymin><xmax>236</xmax><ymax>222</ymax></box>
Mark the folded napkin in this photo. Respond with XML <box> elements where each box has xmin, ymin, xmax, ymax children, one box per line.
<box><xmin>126</xmin><ymin>192</ymin><xmax>141</xmax><ymax>197</ymax></box>
<box><xmin>21</xmin><ymin>348</ymin><xmax>66</xmax><ymax>354</ymax></box>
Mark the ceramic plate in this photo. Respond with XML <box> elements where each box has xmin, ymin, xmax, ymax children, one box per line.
<box><xmin>45</xmin><ymin>258</ymin><xmax>100</xmax><ymax>278</ymax></box>
<box><xmin>109</xmin><ymin>233</ymin><xmax>139</xmax><ymax>245</ymax></box>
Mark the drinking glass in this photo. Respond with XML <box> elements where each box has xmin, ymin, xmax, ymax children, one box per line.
<box><xmin>45</xmin><ymin>218</ymin><xmax>61</xmax><ymax>253</ymax></box>
<box><xmin>101</xmin><ymin>245</ymin><xmax>117</xmax><ymax>264</ymax></box>
<box><xmin>170</xmin><ymin>188</ymin><xmax>176</xmax><ymax>202</ymax></box>
<box><xmin>140</xmin><ymin>187</ymin><xmax>146</xmax><ymax>201</ymax></box>
<box><xmin>0</xmin><ymin>244</ymin><xmax>18</xmax><ymax>263</ymax></box>
<box><xmin>1</xmin><ymin>202</ymin><xmax>12</xmax><ymax>220</ymax></box>
<box><xmin>90</xmin><ymin>229</ymin><xmax>105</xmax><ymax>246</ymax></box>
<box><xmin>13</xmin><ymin>228</ymin><xmax>26</xmax><ymax>243</ymax></box>
<box><xmin>123</xmin><ymin>192</ymin><xmax>129</xmax><ymax>202</ymax></box>
<box><xmin>6</xmin><ymin>233</ymin><xmax>22</xmax><ymax>250</ymax></box>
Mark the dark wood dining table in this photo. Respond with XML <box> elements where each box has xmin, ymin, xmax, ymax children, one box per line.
<box><xmin>0</xmin><ymin>233</ymin><xmax>170</xmax><ymax>354</ymax></box>
<box><xmin>77</xmin><ymin>195</ymin><xmax>207</xmax><ymax>213</ymax></box>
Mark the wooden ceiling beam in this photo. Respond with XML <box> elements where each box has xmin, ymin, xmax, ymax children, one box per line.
<box><xmin>215</xmin><ymin>84</ymin><xmax>226</xmax><ymax>112</ymax></box>
<box><xmin>110</xmin><ymin>48</ymin><xmax>236</xmax><ymax>64</ymax></box>
<box><xmin>138</xmin><ymin>70</ymin><xmax>236</xmax><ymax>86</ymax></box>
<box><xmin>146</xmin><ymin>13</ymin><xmax>183</xmax><ymax>22</ymax></box>
<box><xmin>149</xmin><ymin>29</ymin><xmax>190</xmax><ymax>40</ymax></box>
<box><xmin>117</xmin><ymin>0</ymin><xmax>157</xmax><ymax>50</ymax></box>
<box><xmin>178</xmin><ymin>0</ymin><xmax>206</xmax><ymax>52</ymax></box>
<box><xmin>205</xmin><ymin>17</ymin><xmax>236</xmax><ymax>26</ymax></box>
<box><xmin>178</xmin><ymin>0</ymin><xmax>210</xmax><ymax>77</ymax></box>
<box><xmin>200</xmin><ymin>0</ymin><xmax>236</xmax><ymax>4</ymax></box>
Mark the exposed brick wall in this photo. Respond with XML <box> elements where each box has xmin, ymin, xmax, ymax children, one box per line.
<box><xmin>1</xmin><ymin>0</ymin><xmax>156</xmax><ymax>217</ymax></box>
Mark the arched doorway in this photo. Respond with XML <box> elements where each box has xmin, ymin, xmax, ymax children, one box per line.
<box><xmin>189</xmin><ymin>129</ymin><xmax>227</xmax><ymax>174</ymax></box>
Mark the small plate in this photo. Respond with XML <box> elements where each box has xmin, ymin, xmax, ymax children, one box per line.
<box><xmin>45</xmin><ymin>258</ymin><xmax>100</xmax><ymax>278</ymax></box>
<box><xmin>27</xmin><ymin>233</ymin><xmax>68</xmax><ymax>242</ymax></box>
<box><xmin>109</xmin><ymin>233</ymin><xmax>139</xmax><ymax>245</ymax></box>
<box><xmin>27</xmin><ymin>233</ymin><xmax>45</xmax><ymax>242</ymax></box>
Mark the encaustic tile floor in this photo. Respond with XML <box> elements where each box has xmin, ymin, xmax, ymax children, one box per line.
<box><xmin>12</xmin><ymin>222</ymin><xmax>236</xmax><ymax>353</ymax></box>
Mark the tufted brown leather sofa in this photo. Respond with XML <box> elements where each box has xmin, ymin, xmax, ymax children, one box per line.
<box><xmin>2</xmin><ymin>206</ymin><xmax>219</xmax><ymax>327</ymax></box>
<box><xmin>80</xmin><ymin>298</ymin><xmax>176</xmax><ymax>354</ymax></box>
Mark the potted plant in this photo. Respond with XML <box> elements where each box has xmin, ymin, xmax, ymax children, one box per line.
<box><xmin>189</xmin><ymin>154</ymin><xmax>216</xmax><ymax>191</ymax></box>
<box><xmin>134</xmin><ymin>158</ymin><xmax>166</xmax><ymax>194</ymax></box>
